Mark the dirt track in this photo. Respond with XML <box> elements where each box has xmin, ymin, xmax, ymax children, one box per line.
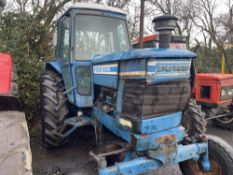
<box><xmin>31</xmin><ymin>124</ymin><xmax>233</xmax><ymax>175</ymax></box>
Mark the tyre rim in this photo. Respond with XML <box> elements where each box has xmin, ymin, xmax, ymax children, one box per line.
<box><xmin>188</xmin><ymin>155</ymin><xmax>222</xmax><ymax>175</ymax></box>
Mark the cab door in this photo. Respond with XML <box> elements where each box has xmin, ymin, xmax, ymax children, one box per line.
<box><xmin>57</xmin><ymin>16</ymin><xmax>74</xmax><ymax>103</ymax></box>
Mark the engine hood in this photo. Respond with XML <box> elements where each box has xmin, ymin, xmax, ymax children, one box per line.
<box><xmin>92</xmin><ymin>48</ymin><xmax>196</xmax><ymax>64</ymax></box>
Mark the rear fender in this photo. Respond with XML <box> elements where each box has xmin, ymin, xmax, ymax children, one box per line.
<box><xmin>46</xmin><ymin>60</ymin><xmax>62</xmax><ymax>75</ymax></box>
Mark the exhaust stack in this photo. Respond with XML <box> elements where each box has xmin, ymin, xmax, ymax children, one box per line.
<box><xmin>152</xmin><ymin>15</ymin><xmax>178</xmax><ymax>48</ymax></box>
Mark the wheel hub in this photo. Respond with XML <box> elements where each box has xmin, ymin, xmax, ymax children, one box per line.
<box><xmin>188</xmin><ymin>155</ymin><xmax>222</xmax><ymax>175</ymax></box>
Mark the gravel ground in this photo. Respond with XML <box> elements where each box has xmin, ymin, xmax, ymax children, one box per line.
<box><xmin>31</xmin><ymin>124</ymin><xmax>233</xmax><ymax>175</ymax></box>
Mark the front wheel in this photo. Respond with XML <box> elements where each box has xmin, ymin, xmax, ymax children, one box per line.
<box><xmin>180</xmin><ymin>135</ymin><xmax>233</xmax><ymax>175</ymax></box>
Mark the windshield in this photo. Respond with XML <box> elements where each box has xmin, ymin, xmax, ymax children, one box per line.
<box><xmin>74</xmin><ymin>15</ymin><xmax>130</xmax><ymax>60</ymax></box>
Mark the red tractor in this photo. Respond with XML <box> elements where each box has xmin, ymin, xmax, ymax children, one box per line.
<box><xmin>132</xmin><ymin>34</ymin><xmax>233</xmax><ymax>130</ymax></box>
<box><xmin>194</xmin><ymin>73</ymin><xmax>233</xmax><ymax>130</ymax></box>
<box><xmin>131</xmin><ymin>34</ymin><xmax>187</xmax><ymax>49</ymax></box>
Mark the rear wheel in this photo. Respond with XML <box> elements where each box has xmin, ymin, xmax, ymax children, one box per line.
<box><xmin>40</xmin><ymin>70</ymin><xmax>70</xmax><ymax>148</ymax></box>
<box><xmin>180</xmin><ymin>135</ymin><xmax>233</xmax><ymax>175</ymax></box>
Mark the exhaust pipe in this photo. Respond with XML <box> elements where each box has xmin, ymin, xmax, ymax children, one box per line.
<box><xmin>152</xmin><ymin>15</ymin><xmax>178</xmax><ymax>48</ymax></box>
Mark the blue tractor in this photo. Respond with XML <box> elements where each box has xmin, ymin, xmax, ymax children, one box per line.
<box><xmin>40</xmin><ymin>3</ymin><xmax>233</xmax><ymax>175</ymax></box>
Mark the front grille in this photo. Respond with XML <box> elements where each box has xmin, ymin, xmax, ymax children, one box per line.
<box><xmin>122</xmin><ymin>79</ymin><xmax>191</xmax><ymax>119</ymax></box>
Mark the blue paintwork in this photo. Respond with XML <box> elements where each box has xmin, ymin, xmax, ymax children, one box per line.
<box><xmin>93</xmin><ymin>75</ymin><xmax>118</xmax><ymax>89</ymax></box>
<box><xmin>98</xmin><ymin>143</ymin><xmax>209</xmax><ymax>175</ymax></box>
<box><xmin>92</xmin><ymin>48</ymin><xmax>196</xmax><ymax>64</ymax></box>
<box><xmin>134</xmin><ymin>126</ymin><xmax>185</xmax><ymax>152</ymax></box>
<box><xmin>120</xmin><ymin>59</ymin><xmax>146</xmax><ymax>73</ymax></box>
<box><xmin>201</xmin><ymin>153</ymin><xmax>212</xmax><ymax>171</ymax></box>
<box><xmin>99</xmin><ymin>157</ymin><xmax>161</xmax><ymax>175</ymax></box>
<box><xmin>70</xmin><ymin>62</ymin><xmax>93</xmax><ymax>107</ymax></box>
<box><xmin>146</xmin><ymin>59</ymin><xmax>191</xmax><ymax>84</ymax></box>
<box><xmin>116</xmin><ymin>79</ymin><xmax>124</xmax><ymax>113</ymax></box>
<box><xmin>93</xmin><ymin>64</ymin><xmax>118</xmax><ymax>75</ymax></box>
<box><xmin>93</xmin><ymin>58</ymin><xmax>192</xmax><ymax>88</ymax></box>
<box><xmin>147</xmin><ymin>76</ymin><xmax>189</xmax><ymax>84</ymax></box>
<box><xmin>93</xmin><ymin>107</ymin><xmax>131</xmax><ymax>142</ymax></box>
<box><xmin>46</xmin><ymin>60</ymin><xmax>62</xmax><ymax>74</ymax></box>
<box><xmin>139</xmin><ymin>112</ymin><xmax>182</xmax><ymax>134</ymax></box>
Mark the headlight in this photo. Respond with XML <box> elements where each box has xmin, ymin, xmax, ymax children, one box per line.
<box><xmin>221</xmin><ymin>86</ymin><xmax>233</xmax><ymax>100</ymax></box>
<box><xmin>228</xmin><ymin>90</ymin><xmax>233</xmax><ymax>96</ymax></box>
<box><xmin>118</xmin><ymin>118</ymin><xmax>132</xmax><ymax>129</ymax></box>
<box><xmin>221</xmin><ymin>89</ymin><xmax>226</xmax><ymax>97</ymax></box>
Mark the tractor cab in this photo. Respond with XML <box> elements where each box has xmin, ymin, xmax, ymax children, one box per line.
<box><xmin>50</xmin><ymin>4</ymin><xmax>130</xmax><ymax>107</ymax></box>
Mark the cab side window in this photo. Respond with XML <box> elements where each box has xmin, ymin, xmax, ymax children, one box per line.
<box><xmin>59</xmin><ymin>17</ymin><xmax>70</xmax><ymax>59</ymax></box>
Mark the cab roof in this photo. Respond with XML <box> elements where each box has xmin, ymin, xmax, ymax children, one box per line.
<box><xmin>66</xmin><ymin>3</ymin><xmax>126</xmax><ymax>15</ymax></box>
<box><xmin>196</xmin><ymin>73</ymin><xmax>233</xmax><ymax>81</ymax></box>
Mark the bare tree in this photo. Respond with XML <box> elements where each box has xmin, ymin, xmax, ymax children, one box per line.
<box><xmin>126</xmin><ymin>2</ymin><xmax>140</xmax><ymax>40</ymax></box>
<box><xmin>106</xmin><ymin>0</ymin><xmax>129</xmax><ymax>9</ymax></box>
<box><xmin>191</xmin><ymin>0</ymin><xmax>232</xmax><ymax>72</ymax></box>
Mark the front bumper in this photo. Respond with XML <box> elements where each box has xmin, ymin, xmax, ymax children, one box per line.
<box><xmin>99</xmin><ymin>142</ymin><xmax>209</xmax><ymax>175</ymax></box>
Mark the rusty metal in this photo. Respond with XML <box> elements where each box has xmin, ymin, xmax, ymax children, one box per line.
<box><xmin>89</xmin><ymin>151</ymin><xmax>107</xmax><ymax>169</ymax></box>
<box><xmin>157</xmin><ymin>134</ymin><xmax>176</xmax><ymax>145</ymax></box>
<box><xmin>94</xmin><ymin>144</ymin><xmax>128</xmax><ymax>157</ymax></box>
<box><xmin>147</xmin><ymin>134</ymin><xmax>177</xmax><ymax>163</ymax></box>
<box><xmin>89</xmin><ymin>143</ymin><xmax>129</xmax><ymax>168</ymax></box>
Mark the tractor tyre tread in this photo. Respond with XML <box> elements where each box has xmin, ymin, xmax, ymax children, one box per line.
<box><xmin>182</xmin><ymin>98</ymin><xmax>206</xmax><ymax>137</ymax></box>
<box><xmin>40</xmin><ymin>70</ymin><xmax>69</xmax><ymax>149</ymax></box>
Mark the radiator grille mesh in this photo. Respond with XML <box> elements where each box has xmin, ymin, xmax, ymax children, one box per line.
<box><xmin>122</xmin><ymin>79</ymin><xmax>191</xmax><ymax>119</ymax></box>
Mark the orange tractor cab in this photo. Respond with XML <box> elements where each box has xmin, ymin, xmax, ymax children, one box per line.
<box><xmin>132</xmin><ymin>34</ymin><xmax>187</xmax><ymax>49</ymax></box>
<box><xmin>132</xmin><ymin>34</ymin><xmax>233</xmax><ymax>130</ymax></box>
<box><xmin>194</xmin><ymin>73</ymin><xmax>233</xmax><ymax>130</ymax></box>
